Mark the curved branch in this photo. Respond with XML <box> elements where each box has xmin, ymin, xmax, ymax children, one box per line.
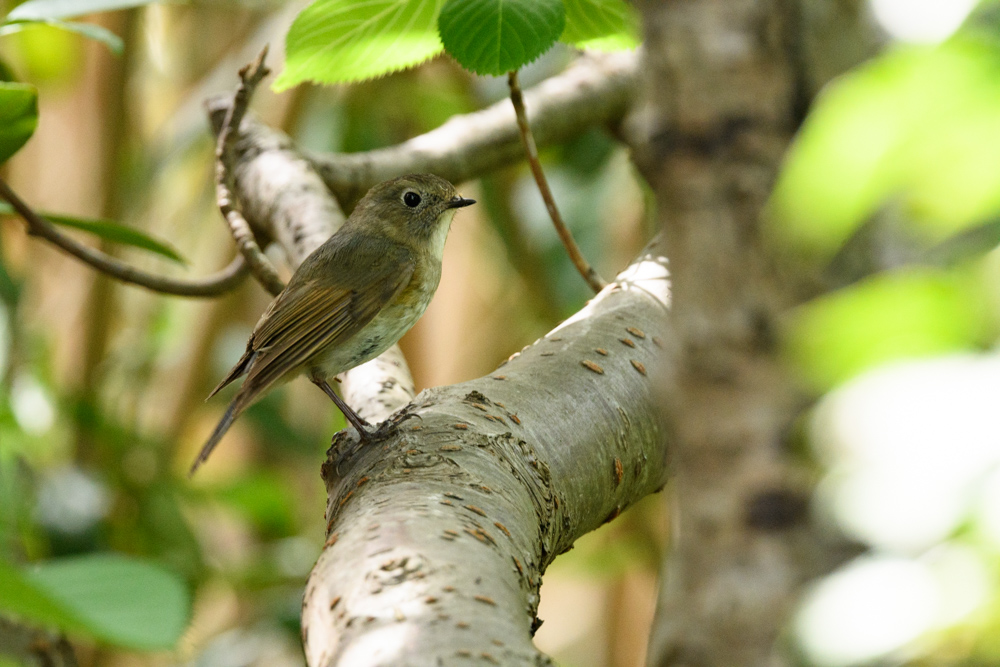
<box><xmin>215</xmin><ymin>45</ymin><xmax>285</xmax><ymax>296</ymax></box>
<box><xmin>0</xmin><ymin>178</ymin><xmax>249</xmax><ymax>298</ymax></box>
<box><xmin>508</xmin><ymin>70</ymin><xmax>607</xmax><ymax>293</ymax></box>
<box><xmin>301</xmin><ymin>238</ymin><xmax>670</xmax><ymax>666</ymax></box>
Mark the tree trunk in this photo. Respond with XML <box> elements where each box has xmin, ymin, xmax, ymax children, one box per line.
<box><xmin>635</xmin><ymin>1</ymin><xmax>876</xmax><ymax>664</ymax></box>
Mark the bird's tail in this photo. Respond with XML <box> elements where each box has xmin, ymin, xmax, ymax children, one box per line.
<box><xmin>189</xmin><ymin>393</ymin><xmax>247</xmax><ymax>477</ymax></box>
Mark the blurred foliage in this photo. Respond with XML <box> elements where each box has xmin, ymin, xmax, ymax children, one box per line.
<box><xmin>772</xmin><ymin>2</ymin><xmax>1000</xmax><ymax>665</ymax></box>
<box><xmin>785</xmin><ymin>267</ymin><xmax>994</xmax><ymax>391</ymax></box>
<box><xmin>772</xmin><ymin>28</ymin><xmax>1000</xmax><ymax>256</ymax></box>
<box><xmin>0</xmin><ymin>554</ymin><xmax>189</xmax><ymax>649</ymax></box>
<box><xmin>0</xmin><ymin>203</ymin><xmax>188</xmax><ymax>263</ymax></box>
<box><xmin>0</xmin><ymin>80</ymin><xmax>35</xmax><ymax>163</ymax></box>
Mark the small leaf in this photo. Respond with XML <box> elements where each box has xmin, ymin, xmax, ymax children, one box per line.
<box><xmin>27</xmin><ymin>554</ymin><xmax>190</xmax><ymax>650</ymax></box>
<box><xmin>0</xmin><ymin>560</ymin><xmax>84</xmax><ymax>633</ymax></box>
<box><xmin>5</xmin><ymin>0</ymin><xmax>155</xmax><ymax>21</ymax></box>
<box><xmin>0</xmin><ymin>82</ymin><xmax>38</xmax><ymax>164</ymax></box>
<box><xmin>0</xmin><ymin>20</ymin><xmax>124</xmax><ymax>54</ymax></box>
<box><xmin>0</xmin><ymin>202</ymin><xmax>186</xmax><ymax>264</ymax></box>
<box><xmin>274</xmin><ymin>0</ymin><xmax>446</xmax><ymax>90</ymax></box>
<box><xmin>438</xmin><ymin>0</ymin><xmax>565</xmax><ymax>76</ymax></box>
<box><xmin>560</xmin><ymin>0</ymin><xmax>640</xmax><ymax>52</ymax></box>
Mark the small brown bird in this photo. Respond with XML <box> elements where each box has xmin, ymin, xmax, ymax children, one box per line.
<box><xmin>191</xmin><ymin>174</ymin><xmax>474</xmax><ymax>474</ymax></box>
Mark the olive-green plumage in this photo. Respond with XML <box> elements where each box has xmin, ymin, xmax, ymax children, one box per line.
<box><xmin>191</xmin><ymin>174</ymin><xmax>474</xmax><ymax>474</ymax></box>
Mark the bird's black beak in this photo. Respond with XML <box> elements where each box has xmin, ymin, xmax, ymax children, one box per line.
<box><xmin>446</xmin><ymin>196</ymin><xmax>476</xmax><ymax>209</ymax></box>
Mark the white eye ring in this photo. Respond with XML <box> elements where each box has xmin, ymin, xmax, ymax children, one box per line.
<box><xmin>403</xmin><ymin>191</ymin><xmax>422</xmax><ymax>208</ymax></box>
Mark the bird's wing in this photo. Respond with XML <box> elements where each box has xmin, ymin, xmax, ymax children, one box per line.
<box><xmin>235</xmin><ymin>244</ymin><xmax>416</xmax><ymax>402</ymax></box>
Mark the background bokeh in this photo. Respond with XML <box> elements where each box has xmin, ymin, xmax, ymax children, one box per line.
<box><xmin>4</xmin><ymin>0</ymin><xmax>1000</xmax><ymax>665</ymax></box>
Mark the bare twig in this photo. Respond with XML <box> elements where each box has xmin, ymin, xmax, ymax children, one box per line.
<box><xmin>508</xmin><ymin>69</ymin><xmax>607</xmax><ymax>294</ymax></box>
<box><xmin>215</xmin><ymin>44</ymin><xmax>285</xmax><ymax>296</ymax></box>
<box><xmin>0</xmin><ymin>617</ymin><xmax>78</xmax><ymax>667</ymax></box>
<box><xmin>0</xmin><ymin>179</ymin><xmax>248</xmax><ymax>297</ymax></box>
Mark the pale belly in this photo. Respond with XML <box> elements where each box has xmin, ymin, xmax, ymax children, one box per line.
<box><xmin>307</xmin><ymin>281</ymin><xmax>436</xmax><ymax>380</ymax></box>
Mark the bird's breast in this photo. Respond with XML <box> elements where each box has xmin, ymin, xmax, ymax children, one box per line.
<box><xmin>311</xmin><ymin>259</ymin><xmax>441</xmax><ymax>379</ymax></box>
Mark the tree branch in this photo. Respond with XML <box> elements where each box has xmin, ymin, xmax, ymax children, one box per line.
<box><xmin>301</xmin><ymin>238</ymin><xmax>670</xmax><ymax>666</ymax></box>
<box><xmin>508</xmin><ymin>69</ymin><xmax>607</xmax><ymax>293</ymax></box>
<box><xmin>0</xmin><ymin>178</ymin><xmax>249</xmax><ymax>298</ymax></box>
<box><xmin>203</xmin><ymin>50</ymin><xmax>657</xmax><ymax>665</ymax></box>
<box><xmin>307</xmin><ymin>50</ymin><xmax>639</xmax><ymax>207</ymax></box>
<box><xmin>215</xmin><ymin>45</ymin><xmax>285</xmax><ymax>296</ymax></box>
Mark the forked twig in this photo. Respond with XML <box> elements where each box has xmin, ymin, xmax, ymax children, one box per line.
<box><xmin>508</xmin><ymin>70</ymin><xmax>607</xmax><ymax>293</ymax></box>
<box><xmin>215</xmin><ymin>45</ymin><xmax>286</xmax><ymax>296</ymax></box>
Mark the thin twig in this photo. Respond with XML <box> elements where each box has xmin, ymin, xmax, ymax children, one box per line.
<box><xmin>215</xmin><ymin>44</ymin><xmax>285</xmax><ymax>296</ymax></box>
<box><xmin>508</xmin><ymin>70</ymin><xmax>607</xmax><ymax>293</ymax></box>
<box><xmin>0</xmin><ymin>178</ymin><xmax>248</xmax><ymax>297</ymax></box>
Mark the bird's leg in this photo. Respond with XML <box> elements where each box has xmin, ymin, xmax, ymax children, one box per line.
<box><xmin>311</xmin><ymin>377</ymin><xmax>374</xmax><ymax>442</ymax></box>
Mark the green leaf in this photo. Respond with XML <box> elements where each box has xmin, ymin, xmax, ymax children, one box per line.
<box><xmin>0</xmin><ymin>202</ymin><xmax>186</xmax><ymax>264</ymax></box>
<box><xmin>0</xmin><ymin>555</ymin><xmax>190</xmax><ymax>650</ymax></box>
<box><xmin>29</xmin><ymin>554</ymin><xmax>189</xmax><ymax>649</ymax></box>
<box><xmin>560</xmin><ymin>0</ymin><xmax>640</xmax><ymax>51</ymax></box>
<box><xmin>5</xmin><ymin>0</ymin><xmax>156</xmax><ymax>21</ymax></box>
<box><xmin>770</xmin><ymin>39</ymin><xmax>1000</xmax><ymax>259</ymax></box>
<box><xmin>0</xmin><ymin>20</ymin><xmax>124</xmax><ymax>54</ymax></box>
<box><xmin>0</xmin><ymin>560</ymin><xmax>83</xmax><ymax>632</ymax></box>
<box><xmin>274</xmin><ymin>0</ymin><xmax>446</xmax><ymax>90</ymax></box>
<box><xmin>438</xmin><ymin>0</ymin><xmax>565</xmax><ymax>76</ymax></box>
<box><xmin>784</xmin><ymin>269</ymin><xmax>991</xmax><ymax>391</ymax></box>
<box><xmin>0</xmin><ymin>82</ymin><xmax>37</xmax><ymax>164</ymax></box>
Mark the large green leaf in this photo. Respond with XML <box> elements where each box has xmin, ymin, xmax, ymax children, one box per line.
<box><xmin>438</xmin><ymin>0</ymin><xmax>565</xmax><ymax>76</ymax></box>
<box><xmin>770</xmin><ymin>38</ymin><xmax>1000</xmax><ymax>259</ymax></box>
<box><xmin>0</xmin><ymin>555</ymin><xmax>190</xmax><ymax>650</ymax></box>
<box><xmin>0</xmin><ymin>202</ymin><xmax>186</xmax><ymax>264</ymax></box>
<box><xmin>560</xmin><ymin>0</ymin><xmax>640</xmax><ymax>51</ymax></box>
<box><xmin>5</xmin><ymin>0</ymin><xmax>155</xmax><ymax>21</ymax></box>
<box><xmin>274</xmin><ymin>0</ymin><xmax>446</xmax><ymax>89</ymax></box>
<box><xmin>0</xmin><ymin>82</ymin><xmax>37</xmax><ymax>164</ymax></box>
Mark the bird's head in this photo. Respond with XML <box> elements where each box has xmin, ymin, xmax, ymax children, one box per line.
<box><xmin>351</xmin><ymin>173</ymin><xmax>475</xmax><ymax>257</ymax></box>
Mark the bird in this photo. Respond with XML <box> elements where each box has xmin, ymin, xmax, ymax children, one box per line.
<box><xmin>190</xmin><ymin>173</ymin><xmax>475</xmax><ymax>475</ymax></box>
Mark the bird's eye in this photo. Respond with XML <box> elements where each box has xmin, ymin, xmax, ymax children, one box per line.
<box><xmin>403</xmin><ymin>191</ymin><xmax>422</xmax><ymax>208</ymax></box>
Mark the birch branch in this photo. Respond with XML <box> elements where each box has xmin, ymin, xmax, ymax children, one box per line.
<box><xmin>302</xmin><ymin>238</ymin><xmax>670</xmax><ymax>666</ymax></box>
